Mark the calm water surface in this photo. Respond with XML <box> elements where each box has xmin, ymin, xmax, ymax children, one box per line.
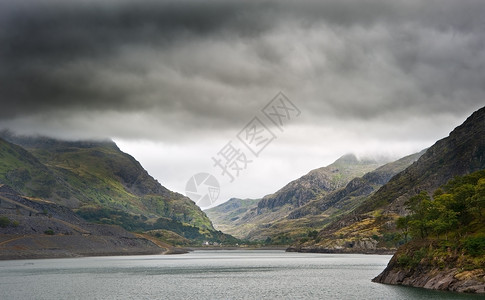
<box><xmin>0</xmin><ymin>250</ymin><xmax>482</xmax><ymax>299</ymax></box>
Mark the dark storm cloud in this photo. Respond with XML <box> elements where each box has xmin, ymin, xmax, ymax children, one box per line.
<box><xmin>0</xmin><ymin>0</ymin><xmax>273</xmax><ymax>118</ymax></box>
<box><xmin>0</xmin><ymin>0</ymin><xmax>484</xmax><ymax>139</ymax></box>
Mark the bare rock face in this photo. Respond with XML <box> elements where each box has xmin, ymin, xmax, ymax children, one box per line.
<box><xmin>258</xmin><ymin>154</ymin><xmax>382</xmax><ymax>211</ymax></box>
<box><xmin>353</xmin><ymin>238</ymin><xmax>378</xmax><ymax>250</ymax></box>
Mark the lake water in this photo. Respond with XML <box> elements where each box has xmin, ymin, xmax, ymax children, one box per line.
<box><xmin>0</xmin><ymin>250</ymin><xmax>482</xmax><ymax>299</ymax></box>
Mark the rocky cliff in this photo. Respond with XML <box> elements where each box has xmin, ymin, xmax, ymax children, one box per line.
<box><xmin>373</xmin><ymin>241</ymin><xmax>485</xmax><ymax>294</ymax></box>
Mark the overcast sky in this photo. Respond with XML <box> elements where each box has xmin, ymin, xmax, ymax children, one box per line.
<box><xmin>1</xmin><ymin>0</ymin><xmax>484</xmax><ymax>208</ymax></box>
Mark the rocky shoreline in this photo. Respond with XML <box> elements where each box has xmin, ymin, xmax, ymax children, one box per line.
<box><xmin>373</xmin><ymin>264</ymin><xmax>485</xmax><ymax>294</ymax></box>
<box><xmin>286</xmin><ymin>245</ymin><xmax>395</xmax><ymax>255</ymax></box>
<box><xmin>372</xmin><ymin>245</ymin><xmax>485</xmax><ymax>294</ymax></box>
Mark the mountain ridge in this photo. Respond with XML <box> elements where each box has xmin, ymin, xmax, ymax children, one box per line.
<box><xmin>257</xmin><ymin>153</ymin><xmax>385</xmax><ymax>211</ymax></box>
<box><xmin>291</xmin><ymin>106</ymin><xmax>485</xmax><ymax>254</ymax></box>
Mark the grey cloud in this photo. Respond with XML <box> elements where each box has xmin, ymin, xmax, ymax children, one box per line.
<box><xmin>0</xmin><ymin>0</ymin><xmax>273</xmax><ymax>118</ymax></box>
<box><xmin>0</xmin><ymin>0</ymin><xmax>484</xmax><ymax>140</ymax></box>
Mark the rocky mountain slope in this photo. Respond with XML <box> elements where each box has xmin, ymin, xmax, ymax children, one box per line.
<box><xmin>0</xmin><ymin>134</ymin><xmax>236</xmax><ymax>247</ymax></box>
<box><xmin>291</xmin><ymin>106</ymin><xmax>485</xmax><ymax>254</ymax></box>
<box><xmin>0</xmin><ymin>184</ymin><xmax>169</xmax><ymax>259</ymax></box>
<box><xmin>252</xmin><ymin>151</ymin><xmax>423</xmax><ymax>244</ymax></box>
<box><xmin>287</xmin><ymin>150</ymin><xmax>425</xmax><ymax>220</ymax></box>
<box><xmin>208</xmin><ymin>154</ymin><xmax>389</xmax><ymax>241</ymax></box>
<box><xmin>258</xmin><ymin>154</ymin><xmax>384</xmax><ymax>210</ymax></box>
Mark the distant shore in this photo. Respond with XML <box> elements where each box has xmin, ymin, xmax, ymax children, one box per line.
<box><xmin>286</xmin><ymin>245</ymin><xmax>395</xmax><ymax>255</ymax></box>
<box><xmin>187</xmin><ymin>246</ymin><xmax>289</xmax><ymax>251</ymax></box>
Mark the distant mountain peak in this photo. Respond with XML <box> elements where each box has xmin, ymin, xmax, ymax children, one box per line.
<box><xmin>0</xmin><ymin>131</ymin><xmax>119</xmax><ymax>151</ymax></box>
<box><xmin>334</xmin><ymin>153</ymin><xmax>359</xmax><ymax>164</ymax></box>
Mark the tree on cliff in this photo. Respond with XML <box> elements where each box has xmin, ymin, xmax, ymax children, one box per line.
<box><xmin>398</xmin><ymin>169</ymin><xmax>485</xmax><ymax>247</ymax></box>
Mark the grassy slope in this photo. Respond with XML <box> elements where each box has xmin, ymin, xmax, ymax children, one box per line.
<box><xmin>29</xmin><ymin>141</ymin><xmax>211</xmax><ymax>229</ymax></box>
<box><xmin>0</xmin><ymin>138</ymin><xmax>73</xmax><ymax>205</ymax></box>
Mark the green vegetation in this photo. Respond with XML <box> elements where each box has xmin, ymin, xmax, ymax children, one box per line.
<box><xmin>398</xmin><ymin>170</ymin><xmax>485</xmax><ymax>241</ymax></box>
<box><xmin>0</xmin><ymin>216</ymin><xmax>19</xmax><ymax>228</ymax></box>
<box><xmin>397</xmin><ymin>247</ymin><xmax>427</xmax><ymax>269</ymax></box>
<box><xmin>395</xmin><ymin>170</ymin><xmax>485</xmax><ymax>270</ymax></box>
<box><xmin>30</xmin><ymin>142</ymin><xmax>211</xmax><ymax>229</ymax></box>
<box><xmin>463</xmin><ymin>236</ymin><xmax>485</xmax><ymax>257</ymax></box>
<box><xmin>77</xmin><ymin>206</ymin><xmax>239</xmax><ymax>245</ymax></box>
<box><xmin>394</xmin><ymin>237</ymin><xmax>485</xmax><ymax>272</ymax></box>
<box><xmin>0</xmin><ymin>216</ymin><xmax>10</xmax><ymax>227</ymax></box>
<box><xmin>0</xmin><ymin>139</ymin><xmax>62</xmax><ymax>199</ymax></box>
<box><xmin>146</xmin><ymin>229</ymin><xmax>191</xmax><ymax>246</ymax></box>
<box><xmin>205</xmin><ymin>198</ymin><xmax>260</xmax><ymax>233</ymax></box>
<box><xmin>44</xmin><ymin>229</ymin><xmax>55</xmax><ymax>235</ymax></box>
<box><xmin>357</xmin><ymin>107</ymin><xmax>485</xmax><ymax>218</ymax></box>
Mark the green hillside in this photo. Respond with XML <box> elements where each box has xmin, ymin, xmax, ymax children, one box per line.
<box><xmin>0</xmin><ymin>134</ymin><xmax>237</xmax><ymax>245</ymax></box>
<box><xmin>0</xmin><ymin>138</ymin><xmax>68</xmax><ymax>202</ymax></box>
